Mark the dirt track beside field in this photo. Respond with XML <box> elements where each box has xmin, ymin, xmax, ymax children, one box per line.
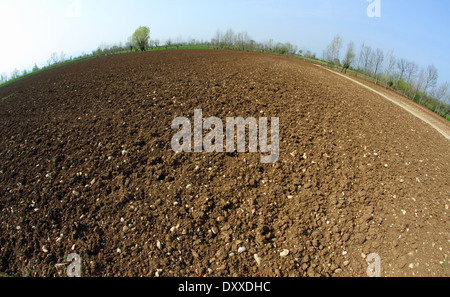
<box><xmin>0</xmin><ymin>50</ymin><xmax>448</xmax><ymax>277</ymax></box>
<box><xmin>317</xmin><ymin>65</ymin><xmax>450</xmax><ymax>141</ymax></box>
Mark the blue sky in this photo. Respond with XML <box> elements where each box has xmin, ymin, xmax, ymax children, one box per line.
<box><xmin>1</xmin><ymin>0</ymin><xmax>449</xmax><ymax>86</ymax></box>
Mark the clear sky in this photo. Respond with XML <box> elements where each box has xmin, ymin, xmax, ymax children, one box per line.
<box><xmin>1</xmin><ymin>0</ymin><xmax>449</xmax><ymax>86</ymax></box>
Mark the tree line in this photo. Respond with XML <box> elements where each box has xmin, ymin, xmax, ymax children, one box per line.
<box><xmin>1</xmin><ymin>27</ymin><xmax>449</xmax><ymax>119</ymax></box>
<box><xmin>0</xmin><ymin>27</ymin><xmax>306</xmax><ymax>85</ymax></box>
<box><xmin>323</xmin><ymin>34</ymin><xmax>449</xmax><ymax>118</ymax></box>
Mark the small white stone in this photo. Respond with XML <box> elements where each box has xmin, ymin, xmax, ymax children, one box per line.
<box><xmin>280</xmin><ymin>249</ymin><xmax>290</xmax><ymax>257</ymax></box>
<box><xmin>238</xmin><ymin>247</ymin><xmax>247</xmax><ymax>253</ymax></box>
<box><xmin>254</xmin><ymin>254</ymin><xmax>262</xmax><ymax>266</ymax></box>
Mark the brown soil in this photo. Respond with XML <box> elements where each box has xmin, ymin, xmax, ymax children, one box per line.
<box><xmin>0</xmin><ymin>49</ymin><xmax>448</xmax><ymax>277</ymax></box>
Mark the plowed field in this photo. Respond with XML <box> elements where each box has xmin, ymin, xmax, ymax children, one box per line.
<box><xmin>0</xmin><ymin>50</ymin><xmax>448</xmax><ymax>277</ymax></box>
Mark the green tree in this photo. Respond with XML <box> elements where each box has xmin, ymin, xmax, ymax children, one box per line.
<box><xmin>132</xmin><ymin>26</ymin><xmax>150</xmax><ymax>51</ymax></box>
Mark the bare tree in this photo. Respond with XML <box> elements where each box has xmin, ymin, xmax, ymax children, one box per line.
<box><xmin>236</xmin><ymin>32</ymin><xmax>244</xmax><ymax>50</ymax></box>
<box><xmin>396</xmin><ymin>58</ymin><xmax>408</xmax><ymax>85</ymax></box>
<box><xmin>47</xmin><ymin>52</ymin><xmax>59</xmax><ymax>66</ymax></box>
<box><xmin>175</xmin><ymin>36</ymin><xmax>184</xmax><ymax>48</ymax></box>
<box><xmin>342</xmin><ymin>41</ymin><xmax>355</xmax><ymax>73</ymax></box>
<box><xmin>413</xmin><ymin>68</ymin><xmax>425</xmax><ymax>100</ymax></box>
<box><xmin>242</xmin><ymin>32</ymin><xmax>251</xmax><ymax>50</ymax></box>
<box><xmin>284</xmin><ymin>42</ymin><xmax>298</xmax><ymax>55</ymax></box>
<box><xmin>325</xmin><ymin>34</ymin><xmax>343</xmax><ymax>69</ymax></box>
<box><xmin>1</xmin><ymin>73</ymin><xmax>7</xmax><ymax>83</ymax></box>
<box><xmin>187</xmin><ymin>38</ymin><xmax>196</xmax><ymax>46</ymax></box>
<box><xmin>59</xmin><ymin>51</ymin><xmax>66</xmax><ymax>63</ymax></box>
<box><xmin>303</xmin><ymin>49</ymin><xmax>314</xmax><ymax>59</ymax></box>
<box><xmin>371</xmin><ymin>48</ymin><xmax>384</xmax><ymax>84</ymax></box>
<box><xmin>10</xmin><ymin>69</ymin><xmax>20</xmax><ymax>80</ymax></box>
<box><xmin>264</xmin><ymin>39</ymin><xmax>274</xmax><ymax>52</ymax></box>
<box><xmin>212</xmin><ymin>30</ymin><xmax>222</xmax><ymax>48</ymax></box>
<box><xmin>126</xmin><ymin>36</ymin><xmax>133</xmax><ymax>51</ymax></box>
<box><xmin>383</xmin><ymin>49</ymin><xmax>396</xmax><ymax>88</ymax></box>
<box><xmin>422</xmin><ymin>65</ymin><xmax>439</xmax><ymax>98</ymax></box>
<box><xmin>358</xmin><ymin>43</ymin><xmax>372</xmax><ymax>80</ymax></box>
<box><xmin>323</xmin><ymin>47</ymin><xmax>330</xmax><ymax>62</ymax></box>
<box><xmin>433</xmin><ymin>81</ymin><xmax>449</xmax><ymax>114</ymax></box>
<box><xmin>403</xmin><ymin>60</ymin><xmax>418</xmax><ymax>96</ymax></box>
<box><xmin>445</xmin><ymin>90</ymin><xmax>450</xmax><ymax>117</ymax></box>
<box><xmin>223</xmin><ymin>29</ymin><xmax>235</xmax><ymax>47</ymax></box>
<box><xmin>235</xmin><ymin>31</ymin><xmax>251</xmax><ymax>50</ymax></box>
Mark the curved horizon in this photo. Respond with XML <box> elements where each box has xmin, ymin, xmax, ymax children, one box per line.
<box><xmin>1</xmin><ymin>0</ymin><xmax>449</xmax><ymax>87</ymax></box>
